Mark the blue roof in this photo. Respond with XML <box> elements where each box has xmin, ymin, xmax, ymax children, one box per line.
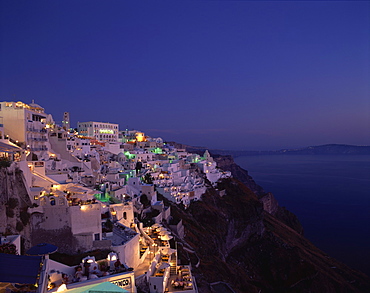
<box><xmin>0</xmin><ymin>253</ymin><xmax>42</xmax><ymax>284</ymax></box>
<box><xmin>26</xmin><ymin>243</ymin><xmax>58</xmax><ymax>256</ymax></box>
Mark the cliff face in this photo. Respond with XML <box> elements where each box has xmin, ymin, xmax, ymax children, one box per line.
<box><xmin>212</xmin><ymin>155</ymin><xmax>265</xmax><ymax>196</ymax></box>
<box><xmin>213</xmin><ymin>155</ymin><xmax>304</xmax><ymax>235</ymax></box>
<box><xmin>167</xmin><ymin>178</ymin><xmax>370</xmax><ymax>293</ymax></box>
<box><xmin>0</xmin><ymin>166</ymin><xmax>33</xmax><ymax>252</ymax></box>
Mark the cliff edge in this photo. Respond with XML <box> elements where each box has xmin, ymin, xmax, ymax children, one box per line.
<box><xmin>212</xmin><ymin>154</ymin><xmax>304</xmax><ymax>235</ymax></box>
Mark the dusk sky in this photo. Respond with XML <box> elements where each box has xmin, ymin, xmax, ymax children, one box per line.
<box><xmin>0</xmin><ymin>1</ymin><xmax>369</xmax><ymax>150</ymax></box>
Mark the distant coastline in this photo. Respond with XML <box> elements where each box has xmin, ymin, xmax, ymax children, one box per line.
<box><xmin>183</xmin><ymin>144</ymin><xmax>370</xmax><ymax>157</ymax></box>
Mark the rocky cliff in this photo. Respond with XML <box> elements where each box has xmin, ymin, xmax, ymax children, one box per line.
<box><xmin>0</xmin><ymin>165</ymin><xmax>33</xmax><ymax>252</ymax></box>
<box><xmin>166</xmin><ymin>178</ymin><xmax>370</xmax><ymax>292</ymax></box>
<box><xmin>212</xmin><ymin>155</ymin><xmax>304</xmax><ymax>235</ymax></box>
<box><xmin>211</xmin><ymin>154</ymin><xmax>265</xmax><ymax>196</ymax></box>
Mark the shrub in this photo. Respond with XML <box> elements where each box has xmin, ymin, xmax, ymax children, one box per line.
<box><xmin>0</xmin><ymin>243</ymin><xmax>18</xmax><ymax>255</ymax></box>
<box><xmin>6</xmin><ymin>207</ymin><xmax>14</xmax><ymax>218</ymax></box>
<box><xmin>20</xmin><ymin>210</ymin><xmax>30</xmax><ymax>226</ymax></box>
<box><xmin>140</xmin><ymin>194</ymin><xmax>150</xmax><ymax>207</ymax></box>
<box><xmin>7</xmin><ymin>198</ymin><xmax>18</xmax><ymax>209</ymax></box>
<box><xmin>0</xmin><ymin>157</ymin><xmax>11</xmax><ymax>168</ymax></box>
<box><xmin>103</xmin><ymin>219</ymin><xmax>113</xmax><ymax>232</ymax></box>
<box><xmin>16</xmin><ymin>221</ymin><xmax>23</xmax><ymax>232</ymax></box>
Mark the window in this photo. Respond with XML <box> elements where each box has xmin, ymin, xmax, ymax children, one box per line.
<box><xmin>94</xmin><ymin>233</ymin><xmax>100</xmax><ymax>241</ymax></box>
<box><xmin>123</xmin><ymin>212</ymin><xmax>127</xmax><ymax>220</ymax></box>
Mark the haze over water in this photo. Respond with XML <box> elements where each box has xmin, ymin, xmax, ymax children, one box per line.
<box><xmin>234</xmin><ymin>154</ymin><xmax>370</xmax><ymax>276</ymax></box>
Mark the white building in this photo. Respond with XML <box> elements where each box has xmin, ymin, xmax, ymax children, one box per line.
<box><xmin>108</xmin><ymin>223</ymin><xmax>140</xmax><ymax>270</ymax></box>
<box><xmin>0</xmin><ymin>101</ymin><xmax>53</xmax><ymax>156</ymax></box>
<box><xmin>47</xmin><ymin>258</ymin><xmax>137</xmax><ymax>293</ymax></box>
<box><xmin>78</xmin><ymin>121</ymin><xmax>119</xmax><ymax>143</ymax></box>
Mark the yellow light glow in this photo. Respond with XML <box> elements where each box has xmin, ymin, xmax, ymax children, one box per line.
<box><xmin>57</xmin><ymin>284</ymin><xmax>67</xmax><ymax>292</ymax></box>
<box><xmin>80</xmin><ymin>205</ymin><xmax>87</xmax><ymax>211</ymax></box>
<box><xmin>107</xmin><ymin>254</ymin><xmax>117</xmax><ymax>261</ymax></box>
<box><xmin>135</xmin><ymin>132</ymin><xmax>145</xmax><ymax>142</ymax></box>
<box><xmin>99</xmin><ymin>129</ymin><xmax>114</xmax><ymax>134</ymax></box>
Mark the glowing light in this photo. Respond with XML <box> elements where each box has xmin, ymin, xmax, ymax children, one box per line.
<box><xmin>57</xmin><ymin>284</ymin><xmax>67</xmax><ymax>292</ymax></box>
<box><xmin>136</xmin><ymin>132</ymin><xmax>146</xmax><ymax>142</ymax></box>
<box><xmin>151</xmin><ymin>147</ymin><xmax>163</xmax><ymax>154</ymax></box>
<box><xmin>99</xmin><ymin>129</ymin><xmax>114</xmax><ymax>134</ymax></box>
<box><xmin>124</xmin><ymin>151</ymin><xmax>136</xmax><ymax>159</ymax></box>
<box><xmin>107</xmin><ymin>252</ymin><xmax>118</xmax><ymax>261</ymax></box>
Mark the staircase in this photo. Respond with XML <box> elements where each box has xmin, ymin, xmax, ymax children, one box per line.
<box><xmin>169</xmin><ymin>255</ymin><xmax>177</xmax><ymax>275</ymax></box>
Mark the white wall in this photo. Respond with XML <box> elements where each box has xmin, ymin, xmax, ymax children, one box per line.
<box><xmin>69</xmin><ymin>204</ymin><xmax>102</xmax><ymax>240</ymax></box>
<box><xmin>111</xmin><ymin>202</ymin><xmax>135</xmax><ymax>228</ymax></box>
<box><xmin>112</xmin><ymin>234</ymin><xmax>140</xmax><ymax>269</ymax></box>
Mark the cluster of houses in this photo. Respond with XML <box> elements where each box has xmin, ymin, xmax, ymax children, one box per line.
<box><xmin>0</xmin><ymin>100</ymin><xmax>231</xmax><ymax>293</ymax></box>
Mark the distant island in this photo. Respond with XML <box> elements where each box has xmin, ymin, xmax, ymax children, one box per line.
<box><xmin>183</xmin><ymin>144</ymin><xmax>370</xmax><ymax>157</ymax></box>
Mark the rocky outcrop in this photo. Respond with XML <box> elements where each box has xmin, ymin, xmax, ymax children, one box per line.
<box><xmin>259</xmin><ymin>192</ymin><xmax>279</xmax><ymax>214</ymax></box>
<box><xmin>212</xmin><ymin>155</ymin><xmax>265</xmax><ymax>196</ymax></box>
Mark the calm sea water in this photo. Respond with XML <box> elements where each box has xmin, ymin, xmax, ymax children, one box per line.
<box><xmin>234</xmin><ymin>155</ymin><xmax>370</xmax><ymax>276</ymax></box>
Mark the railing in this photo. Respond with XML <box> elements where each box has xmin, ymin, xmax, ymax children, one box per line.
<box><xmin>26</xmin><ymin>127</ymin><xmax>47</xmax><ymax>133</ymax></box>
<box><xmin>30</xmin><ymin>147</ymin><xmax>48</xmax><ymax>151</ymax></box>
<box><xmin>32</xmin><ymin>137</ymin><xmax>47</xmax><ymax>141</ymax></box>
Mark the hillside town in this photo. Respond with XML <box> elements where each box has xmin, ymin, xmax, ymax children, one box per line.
<box><xmin>0</xmin><ymin>100</ymin><xmax>232</xmax><ymax>293</ymax></box>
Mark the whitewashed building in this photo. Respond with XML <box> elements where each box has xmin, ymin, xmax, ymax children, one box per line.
<box><xmin>78</xmin><ymin>121</ymin><xmax>119</xmax><ymax>143</ymax></box>
<box><xmin>0</xmin><ymin>101</ymin><xmax>53</xmax><ymax>157</ymax></box>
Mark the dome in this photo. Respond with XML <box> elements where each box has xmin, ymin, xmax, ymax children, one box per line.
<box><xmin>29</xmin><ymin>100</ymin><xmax>45</xmax><ymax>111</ymax></box>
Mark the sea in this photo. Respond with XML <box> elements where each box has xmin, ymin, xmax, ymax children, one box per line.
<box><xmin>234</xmin><ymin>155</ymin><xmax>370</xmax><ymax>276</ymax></box>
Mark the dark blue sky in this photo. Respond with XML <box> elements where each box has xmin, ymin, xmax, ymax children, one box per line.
<box><xmin>1</xmin><ymin>1</ymin><xmax>369</xmax><ymax>150</ymax></box>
